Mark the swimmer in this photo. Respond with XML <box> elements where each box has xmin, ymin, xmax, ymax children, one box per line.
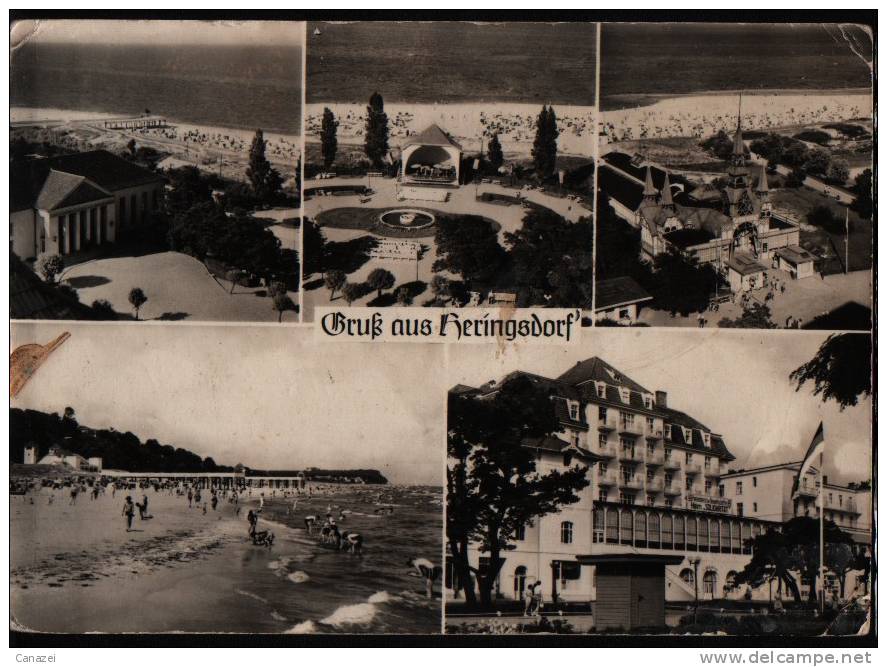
<box><xmin>304</xmin><ymin>515</ymin><xmax>317</xmax><ymax>532</ymax></box>
<box><xmin>408</xmin><ymin>557</ymin><xmax>442</xmax><ymax>599</ymax></box>
<box><xmin>342</xmin><ymin>531</ymin><xmax>363</xmax><ymax>555</ymax></box>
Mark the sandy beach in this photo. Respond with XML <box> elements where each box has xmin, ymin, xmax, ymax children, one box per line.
<box><xmin>600</xmin><ymin>90</ymin><xmax>873</xmax><ymax>142</ymax></box>
<box><xmin>306</xmin><ymin>102</ymin><xmax>596</xmax><ymax>157</ymax></box>
<box><xmin>11</xmin><ymin>106</ymin><xmax>302</xmax><ymax>184</ymax></box>
<box><xmin>11</xmin><ymin>483</ymin><xmax>441</xmax><ymax>634</ymax></box>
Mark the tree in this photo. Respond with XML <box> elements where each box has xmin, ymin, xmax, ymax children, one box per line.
<box><xmin>320</xmin><ymin>107</ymin><xmax>339</xmax><ymax>170</ymax></box>
<box><xmin>366</xmin><ymin>268</ymin><xmax>395</xmax><ymax>298</ymax></box>
<box><xmin>246</xmin><ymin>129</ymin><xmax>272</xmax><ymax>197</ymax></box>
<box><xmin>128</xmin><ymin>287</ymin><xmax>148</xmax><ymax>320</ymax></box>
<box><xmin>804</xmin><ymin>148</ymin><xmax>831</xmax><ymax>177</ymax></box>
<box><xmin>324</xmin><ymin>269</ymin><xmax>347</xmax><ymax>300</ymax></box>
<box><xmin>718</xmin><ymin>303</ymin><xmax>777</xmax><ymax>329</ymax></box>
<box><xmin>430</xmin><ymin>274</ymin><xmax>451</xmax><ymax>298</ymax></box>
<box><xmin>91</xmin><ymin>299</ymin><xmax>117</xmax><ymax>320</ymax></box>
<box><xmin>447</xmin><ymin>376</ymin><xmax>590</xmax><ymax>608</ymax></box>
<box><xmin>36</xmin><ymin>254</ymin><xmax>65</xmax><ymax>284</ymax></box>
<box><xmin>341</xmin><ymin>282</ymin><xmax>362</xmax><ymax>306</ymax></box>
<box><xmin>790</xmin><ymin>333</ymin><xmax>871</xmax><ymax>409</ymax></box>
<box><xmin>786</xmin><ymin>166</ymin><xmax>807</xmax><ymax>188</ymax></box>
<box><xmin>701</xmin><ymin>130</ymin><xmax>735</xmax><ymax>161</ymax></box>
<box><xmin>126</xmin><ymin>138</ymin><xmax>137</xmax><ymax>157</ymax></box>
<box><xmin>433</xmin><ymin>215</ymin><xmax>507</xmax><ymax>286</ymax></box>
<box><xmin>245</xmin><ymin>129</ymin><xmax>282</xmax><ymax>202</ymax></box>
<box><xmin>272</xmin><ymin>292</ymin><xmax>295</xmax><ymax>323</ymax></box>
<box><xmin>364</xmin><ymin>92</ymin><xmax>390</xmax><ymax>169</ymax></box>
<box><xmin>853</xmin><ymin>169</ymin><xmax>872</xmax><ymax>220</ymax></box>
<box><xmin>531</xmin><ymin>105</ymin><xmax>559</xmax><ymax>179</ymax></box>
<box><xmin>226</xmin><ymin>269</ymin><xmax>245</xmax><ymax>294</ymax></box>
<box><xmin>648</xmin><ymin>249</ymin><xmax>718</xmax><ymax>316</ymax></box>
<box><xmin>505</xmin><ymin>208</ymin><xmax>594</xmax><ymax>307</ymax></box>
<box><xmin>782</xmin><ymin>142</ymin><xmax>810</xmax><ymax>168</ymax></box>
<box><xmin>63</xmin><ymin>406</ymin><xmax>76</xmax><ymax>422</ymax></box>
<box><xmin>487</xmin><ymin>133</ymin><xmax>504</xmax><ymax>172</ymax></box>
<box><xmin>302</xmin><ymin>218</ymin><xmax>327</xmax><ymax>277</ymax></box>
<box><xmin>395</xmin><ymin>286</ymin><xmax>412</xmax><ymax>306</ymax></box>
<box><xmin>827</xmin><ymin>159</ymin><xmax>850</xmax><ymax>185</ymax></box>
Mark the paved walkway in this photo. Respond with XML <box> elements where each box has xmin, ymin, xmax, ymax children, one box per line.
<box><xmin>639</xmin><ymin>268</ymin><xmax>871</xmax><ymax>329</ymax></box>
<box><xmin>303</xmin><ymin>177</ymin><xmax>589</xmax><ymax>319</ymax></box>
<box><xmin>61</xmin><ymin>251</ymin><xmax>298</xmax><ymax>323</ymax></box>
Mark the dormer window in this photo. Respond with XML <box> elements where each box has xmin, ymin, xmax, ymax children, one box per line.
<box><xmin>567</xmin><ymin>400</ymin><xmax>580</xmax><ymax>421</ymax></box>
<box><xmin>702</xmin><ymin>432</ymin><xmax>711</xmax><ymax>447</ymax></box>
<box><xmin>683</xmin><ymin>427</ymin><xmax>692</xmax><ymax>443</ymax></box>
<box><xmin>643</xmin><ymin>394</ymin><xmax>652</xmax><ymax>409</ymax></box>
<box><xmin>619</xmin><ymin>387</ymin><xmax>630</xmax><ymax>403</ymax></box>
<box><xmin>596</xmin><ymin>382</ymin><xmax>606</xmax><ymax>399</ymax></box>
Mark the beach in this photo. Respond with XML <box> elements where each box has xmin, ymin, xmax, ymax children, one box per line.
<box><xmin>306</xmin><ymin>102</ymin><xmax>596</xmax><ymax>157</ymax></box>
<box><xmin>11</xmin><ymin>106</ymin><xmax>301</xmax><ymax>184</ymax></box>
<box><xmin>11</xmin><ymin>483</ymin><xmax>442</xmax><ymax>634</ymax></box>
<box><xmin>600</xmin><ymin>90</ymin><xmax>873</xmax><ymax>142</ymax></box>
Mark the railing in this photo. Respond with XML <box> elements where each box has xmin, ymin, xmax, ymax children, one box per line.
<box><xmin>620</xmin><ymin>475</ymin><xmax>643</xmax><ymax>490</ymax></box>
<box><xmin>619</xmin><ymin>421</ymin><xmax>643</xmax><ymax>436</ymax></box>
<box><xmin>597</xmin><ymin>471</ymin><xmax>618</xmax><ymax>486</ymax></box>
<box><xmin>663</xmin><ymin>457</ymin><xmax>681</xmax><ymax>470</ymax></box>
<box><xmin>619</xmin><ymin>448</ymin><xmax>643</xmax><ymax>463</ymax></box>
<box><xmin>684</xmin><ymin>462</ymin><xmax>702</xmax><ymax>475</ymax></box>
<box><xmin>796</xmin><ymin>481</ymin><xmax>819</xmax><ymax>497</ymax></box>
<box><xmin>645</xmin><ymin>450</ymin><xmax>664</xmax><ymax>465</ymax></box>
<box><xmin>597</xmin><ymin>418</ymin><xmax>618</xmax><ymax>432</ymax></box>
<box><xmin>596</xmin><ymin>443</ymin><xmax>617</xmax><ymax>458</ymax></box>
<box><xmin>646</xmin><ymin>478</ymin><xmax>664</xmax><ymax>492</ymax></box>
<box><xmin>703</xmin><ymin>465</ymin><xmax>721</xmax><ymax>478</ymax></box>
<box><xmin>645</xmin><ymin>429</ymin><xmax>663</xmax><ymax>441</ymax></box>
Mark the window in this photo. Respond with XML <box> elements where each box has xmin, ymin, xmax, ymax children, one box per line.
<box><xmin>646</xmin><ymin>417</ymin><xmax>655</xmax><ymax>432</ymax></box>
<box><xmin>619</xmin><ymin>308</ymin><xmax>630</xmax><ymax>320</ymax></box>
<box><xmin>646</xmin><ymin>469</ymin><xmax>655</xmax><ymax>482</ymax></box>
<box><xmin>828</xmin><ymin>493</ymin><xmax>833</xmax><ymax>504</ymax></box>
<box><xmin>598</xmin><ymin>434</ymin><xmax>608</xmax><ymax>449</ymax></box>
<box><xmin>685</xmin><ymin>478</ymin><xmax>693</xmax><ymax>491</ymax></box>
<box><xmin>685</xmin><ymin>452</ymin><xmax>693</xmax><ymax>464</ymax></box>
<box><xmin>664</xmin><ymin>448</ymin><xmax>672</xmax><ymax>462</ymax></box>
<box><xmin>515</xmin><ymin>525</ymin><xmax>526</xmax><ymax>541</ymax></box>
<box><xmin>664</xmin><ymin>498</ymin><xmax>674</xmax><ymax>508</ymax></box>
<box><xmin>683</xmin><ymin>427</ymin><xmax>692</xmax><ymax>442</ymax></box>
<box><xmin>620</xmin><ymin>412</ymin><xmax>634</xmax><ymax>428</ymax></box>
<box><xmin>619</xmin><ymin>387</ymin><xmax>630</xmax><ymax>403</ymax></box>
<box><xmin>560</xmin><ymin>521</ymin><xmax>573</xmax><ymax>544</ymax></box>
<box><xmin>753</xmin><ymin>502</ymin><xmax>758</xmax><ymax>513</ymax></box>
<box><xmin>619</xmin><ymin>493</ymin><xmax>635</xmax><ymax>505</ymax></box>
<box><xmin>680</xmin><ymin>568</ymin><xmax>695</xmax><ymax>586</ymax></box>
<box><xmin>703</xmin><ymin>432</ymin><xmax>710</xmax><ymax>446</ymax></box>
<box><xmin>568</xmin><ymin>400</ymin><xmax>580</xmax><ymax>421</ymax></box>
<box><xmin>598</xmin><ymin>462</ymin><xmax>608</xmax><ymax>474</ymax></box>
<box><xmin>598</xmin><ymin>407</ymin><xmax>607</xmax><ymax>421</ymax></box>
<box><xmin>563</xmin><ymin>452</ymin><xmax>573</xmax><ymax>467</ymax></box>
<box><xmin>752</xmin><ymin>476</ymin><xmax>757</xmax><ymax>488</ymax></box>
<box><xmin>598</xmin><ymin>490</ymin><xmax>608</xmax><ymax>503</ymax></box>
<box><xmin>596</xmin><ymin>383</ymin><xmax>605</xmax><ymax>399</ymax></box>
<box><xmin>554</xmin><ymin>561</ymin><xmax>581</xmax><ymax>583</ymax></box>
<box><xmin>718</xmin><ymin>484</ymin><xmax>725</xmax><ymax>497</ymax></box>
<box><xmin>664</xmin><ymin>473</ymin><xmax>673</xmax><ymax>487</ymax></box>
<box><xmin>736</xmin><ymin>481</ymin><xmax>743</xmax><ymax>496</ymax></box>
<box><xmin>704</xmin><ymin>480</ymin><xmax>712</xmax><ymax>494</ymax></box>
<box><xmin>703</xmin><ymin>571</ymin><xmax>718</xmax><ymax>597</ymax></box>
<box><xmin>839</xmin><ymin>495</ymin><xmax>843</xmax><ymax>507</ymax></box>
<box><xmin>646</xmin><ymin>495</ymin><xmax>655</xmax><ymax>507</ymax></box>
<box><xmin>643</xmin><ymin>395</ymin><xmax>652</xmax><ymax>409</ymax></box>
<box><xmin>737</xmin><ymin>502</ymin><xmax>744</xmax><ymax>517</ymax></box>
<box><xmin>569</xmin><ymin>431</ymin><xmax>579</xmax><ymax>447</ymax></box>
<box><xmin>704</xmin><ymin>456</ymin><xmax>711</xmax><ymax>470</ymax></box>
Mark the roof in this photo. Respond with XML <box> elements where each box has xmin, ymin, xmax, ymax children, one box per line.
<box><xmin>776</xmin><ymin>244</ymin><xmax>816</xmax><ymax>266</ymax></box>
<box><xmin>557</xmin><ymin>357</ymin><xmax>651</xmax><ymax>396</ymax></box>
<box><xmin>9</xmin><ymin>253</ymin><xmax>100</xmax><ymax>320</ymax></box>
<box><xmin>36</xmin><ymin>170</ymin><xmax>112</xmax><ymax>211</ymax></box>
<box><xmin>595</xmin><ymin>277</ymin><xmax>653</xmax><ymax>311</ymax></box>
<box><xmin>727</xmin><ymin>253</ymin><xmax>768</xmax><ymax>276</ymax></box>
<box><xmin>404</xmin><ymin>124</ymin><xmax>463</xmax><ymax>151</ymax></box>
<box><xmin>11</xmin><ymin>150</ymin><xmax>164</xmax><ymax>212</ymax></box>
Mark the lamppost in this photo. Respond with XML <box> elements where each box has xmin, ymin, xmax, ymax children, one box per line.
<box><xmin>689</xmin><ymin>556</ymin><xmax>701</xmax><ymax>624</ymax></box>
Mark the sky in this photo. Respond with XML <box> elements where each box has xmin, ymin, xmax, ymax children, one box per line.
<box><xmin>11</xmin><ymin>19</ymin><xmax>304</xmax><ymax>48</ymax></box>
<box><xmin>11</xmin><ymin>322</ymin><xmax>443</xmax><ymax>486</ymax></box>
<box><xmin>447</xmin><ymin>329</ymin><xmax>872</xmax><ymax>485</ymax></box>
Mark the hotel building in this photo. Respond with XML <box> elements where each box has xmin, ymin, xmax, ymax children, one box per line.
<box><xmin>446</xmin><ymin>357</ymin><xmax>871</xmax><ymax>606</ymax></box>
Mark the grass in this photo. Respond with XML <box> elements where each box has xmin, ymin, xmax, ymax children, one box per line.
<box><xmin>316</xmin><ymin>206</ymin><xmax>502</xmax><ymax>240</ymax></box>
<box><xmin>770</xmin><ymin>187</ymin><xmax>872</xmax><ymax>272</ymax></box>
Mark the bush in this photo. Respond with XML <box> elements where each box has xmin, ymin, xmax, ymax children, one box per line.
<box><xmin>36</xmin><ymin>254</ymin><xmax>65</xmax><ymax>284</ymax></box>
<box><xmin>91</xmin><ymin>299</ymin><xmax>118</xmax><ymax>320</ymax></box>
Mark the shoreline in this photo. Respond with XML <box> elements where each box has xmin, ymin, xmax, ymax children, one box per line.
<box><xmin>600</xmin><ymin>87</ymin><xmax>873</xmax><ymax>112</ymax></box>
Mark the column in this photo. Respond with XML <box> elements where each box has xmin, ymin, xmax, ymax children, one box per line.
<box><xmin>72</xmin><ymin>214</ymin><xmax>81</xmax><ymax>253</ymax></box>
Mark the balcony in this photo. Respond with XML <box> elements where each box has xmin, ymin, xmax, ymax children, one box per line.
<box><xmin>663</xmin><ymin>457</ymin><xmax>681</xmax><ymax>471</ymax></box>
<box><xmin>684</xmin><ymin>462</ymin><xmax>702</xmax><ymax>475</ymax></box>
<box><xmin>645</xmin><ymin>429</ymin><xmax>663</xmax><ymax>442</ymax></box>
<box><xmin>662</xmin><ymin>484</ymin><xmax>682</xmax><ymax>496</ymax></box>
<box><xmin>703</xmin><ymin>466</ymin><xmax>721</xmax><ymax>478</ymax></box>
<box><xmin>596</xmin><ymin>443</ymin><xmax>617</xmax><ymax>458</ymax></box>
<box><xmin>597</xmin><ymin>418</ymin><xmax>618</xmax><ymax>433</ymax></box>
<box><xmin>826</xmin><ymin>497</ymin><xmax>860</xmax><ymax>514</ymax></box>
<box><xmin>644</xmin><ymin>450</ymin><xmax>664</xmax><ymax>466</ymax></box>
<box><xmin>597</xmin><ymin>471</ymin><xmax>618</xmax><ymax>486</ymax></box>
<box><xmin>620</xmin><ymin>475</ymin><xmax>644</xmax><ymax>490</ymax></box>
<box><xmin>646</xmin><ymin>478</ymin><xmax>664</xmax><ymax>493</ymax></box>
<box><xmin>796</xmin><ymin>481</ymin><xmax>820</xmax><ymax>498</ymax></box>
<box><xmin>618</xmin><ymin>421</ymin><xmax>643</xmax><ymax>438</ymax></box>
<box><xmin>618</xmin><ymin>448</ymin><xmax>644</xmax><ymax>463</ymax></box>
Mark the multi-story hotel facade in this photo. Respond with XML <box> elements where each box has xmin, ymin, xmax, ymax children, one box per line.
<box><xmin>447</xmin><ymin>357</ymin><xmax>872</xmax><ymax>606</ymax></box>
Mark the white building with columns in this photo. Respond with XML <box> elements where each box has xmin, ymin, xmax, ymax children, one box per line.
<box><xmin>11</xmin><ymin>150</ymin><xmax>165</xmax><ymax>261</ymax></box>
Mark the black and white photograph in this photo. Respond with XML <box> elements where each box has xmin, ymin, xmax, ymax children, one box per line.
<box><xmin>301</xmin><ymin>21</ymin><xmax>597</xmax><ymax>320</ymax></box>
<box><xmin>594</xmin><ymin>23</ymin><xmax>873</xmax><ymax>329</ymax></box>
<box><xmin>10</xmin><ymin>20</ymin><xmax>303</xmax><ymax>323</ymax></box>
<box><xmin>445</xmin><ymin>329</ymin><xmax>872</xmax><ymax>635</ymax></box>
<box><xmin>10</xmin><ymin>323</ymin><xmax>444</xmax><ymax>634</ymax></box>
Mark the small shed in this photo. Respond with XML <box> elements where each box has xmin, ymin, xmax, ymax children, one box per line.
<box><xmin>775</xmin><ymin>245</ymin><xmax>816</xmax><ymax>279</ymax></box>
<box><xmin>726</xmin><ymin>252</ymin><xmax>768</xmax><ymax>293</ymax></box>
<box><xmin>578</xmin><ymin>554</ymin><xmax>683</xmax><ymax>631</ymax></box>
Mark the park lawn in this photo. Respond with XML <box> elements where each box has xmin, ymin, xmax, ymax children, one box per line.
<box><xmin>770</xmin><ymin>187</ymin><xmax>872</xmax><ymax>272</ymax></box>
<box><xmin>316</xmin><ymin>206</ymin><xmax>502</xmax><ymax>240</ymax></box>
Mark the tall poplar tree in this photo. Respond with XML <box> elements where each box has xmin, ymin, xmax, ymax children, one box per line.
<box><xmin>364</xmin><ymin>92</ymin><xmax>390</xmax><ymax>168</ymax></box>
<box><xmin>320</xmin><ymin>107</ymin><xmax>338</xmax><ymax>170</ymax></box>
